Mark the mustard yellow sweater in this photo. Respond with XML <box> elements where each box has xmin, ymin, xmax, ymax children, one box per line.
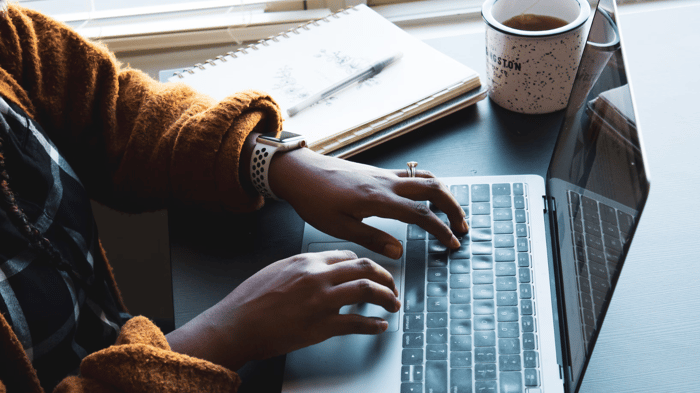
<box><xmin>0</xmin><ymin>3</ymin><xmax>282</xmax><ymax>392</ymax></box>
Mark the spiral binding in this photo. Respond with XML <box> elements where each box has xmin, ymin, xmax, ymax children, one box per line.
<box><xmin>172</xmin><ymin>6</ymin><xmax>356</xmax><ymax>79</ymax></box>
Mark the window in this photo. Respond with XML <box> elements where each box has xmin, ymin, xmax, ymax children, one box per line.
<box><xmin>16</xmin><ymin>0</ymin><xmax>666</xmax><ymax>52</ymax></box>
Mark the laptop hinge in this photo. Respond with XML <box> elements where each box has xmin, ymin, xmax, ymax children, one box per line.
<box><xmin>542</xmin><ymin>195</ymin><xmax>548</xmax><ymax>213</ymax></box>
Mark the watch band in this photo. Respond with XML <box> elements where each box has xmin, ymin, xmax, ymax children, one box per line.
<box><xmin>250</xmin><ymin>143</ymin><xmax>280</xmax><ymax>200</ymax></box>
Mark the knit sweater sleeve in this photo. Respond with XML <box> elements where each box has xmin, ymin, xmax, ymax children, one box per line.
<box><xmin>0</xmin><ymin>4</ymin><xmax>282</xmax><ymax>213</ymax></box>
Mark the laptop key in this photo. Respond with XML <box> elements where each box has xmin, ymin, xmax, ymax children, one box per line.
<box><xmin>493</xmin><ymin>195</ymin><xmax>512</xmax><ymax>208</ymax></box>
<box><xmin>402</xmin><ymin>348</ymin><xmax>423</xmax><ymax>365</ymax></box>
<box><xmin>475</xmin><ymin>347</ymin><xmax>496</xmax><ymax>363</ymax></box>
<box><xmin>450</xmin><ymin>184</ymin><xmax>470</xmax><ymax>206</ymax></box>
<box><xmin>471</xmin><ymin>215</ymin><xmax>491</xmax><ymax>228</ymax></box>
<box><xmin>403</xmin><ymin>333</ymin><xmax>424</xmax><ymax>348</ymax></box>
<box><xmin>492</xmin><ymin>183</ymin><xmax>511</xmax><ymax>195</ymax></box>
<box><xmin>400</xmin><ymin>383</ymin><xmax>422</xmax><ymax>393</ymax></box>
<box><xmin>498</xmin><ymin>338</ymin><xmax>520</xmax><ymax>354</ymax></box>
<box><xmin>522</xmin><ymin>333</ymin><xmax>536</xmax><ymax>350</ymax></box>
<box><xmin>450</xmin><ymin>289</ymin><xmax>471</xmax><ymax>304</ymax></box>
<box><xmin>525</xmin><ymin>369</ymin><xmax>539</xmax><ymax>386</ymax></box>
<box><xmin>450</xmin><ymin>368</ymin><xmax>472</xmax><ymax>393</ymax></box>
<box><xmin>472</xmin><ymin>203</ymin><xmax>491</xmax><ymax>215</ymax></box>
<box><xmin>425</xmin><ymin>360</ymin><xmax>448</xmax><ymax>393</ymax></box>
<box><xmin>426</xmin><ymin>344</ymin><xmax>447</xmax><ymax>360</ymax></box>
<box><xmin>498</xmin><ymin>322</ymin><xmax>519</xmax><ymax>338</ymax></box>
<box><xmin>401</xmin><ymin>366</ymin><xmax>411</xmax><ymax>381</ymax></box>
<box><xmin>413</xmin><ymin>366</ymin><xmax>424</xmax><ymax>381</ymax></box>
<box><xmin>427</xmin><ymin>314</ymin><xmax>448</xmax><ymax>329</ymax></box>
<box><xmin>513</xmin><ymin>183</ymin><xmax>524</xmax><ymax>195</ymax></box>
<box><xmin>494</xmin><ymin>221</ymin><xmax>514</xmax><ymax>234</ymax></box>
<box><xmin>495</xmin><ymin>248</ymin><xmax>515</xmax><ymax>262</ymax></box>
<box><xmin>451</xmin><ymin>351</ymin><xmax>472</xmax><ymax>368</ymax></box>
<box><xmin>427</xmin><ymin>328</ymin><xmax>448</xmax><ymax>344</ymax></box>
<box><xmin>428</xmin><ymin>268</ymin><xmax>448</xmax><ymax>282</ymax></box>
<box><xmin>471</xmin><ymin>184</ymin><xmax>490</xmax><ymax>202</ymax></box>
<box><xmin>496</xmin><ymin>291</ymin><xmax>518</xmax><ymax>306</ymax></box>
<box><xmin>471</xmin><ymin>228</ymin><xmax>493</xmax><ymax>242</ymax></box>
<box><xmin>475</xmin><ymin>380</ymin><xmax>497</xmax><ymax>393</ymax></box>
<box><xmin>404</xmin><ymin>240</ymin><xmax>426</xmax><ymax>312</ymax></box>
<box><xmin>450</xmin><ymin>304</ymin><xmax>471</xmax><ymax>319</ymax></box>
<box><xmin>475</xmin><ymin>364</ymin><xmax>497</xmax><ymax>380</ymax></box>
<box><xmin>451</xmin><ymin>335</ymin><xmax>472</xmax><ymax>351</ymax></box>
<box><xmin>450</xmin><ymin>259</ymin><xmax>470</xmax><ymax>273</ymax></box>
<box><xmin>407</xmin><ymin>224</ymin><xmax>428</xmax><ymax>240</ymax></box>
<box><xmin>472</xmin><ymin>255</ymin><xmax>493</xmax><ymax>270</ymax></box>
<box><xmin>499</xmin><ymin>371</ymin><xmax>523</xmax><ymax>393</ymax></box>
<box><xmin>474</xmin><ymin>315</ymin><xmax>495</xmax><ymax>330</ymax></box>
<box><xmin>524</xmin><ymin>351</ymin><xmax>539</xmax><ymax>368</ymax></box>
<box><xmin>513</xmin><ymin>195</ymin><xmax>525</xmax><ymax>209</ymax></box>
<box><xmin>475</xmin><ymin>331</ymin><xmax>496</xmax><ymax>347</ymax></box>
<box><xmin>499</xmin><ymin>355</ymin><xmax>522</xmax><ymax>371</ymax></box>
<box><xmin>427</xmin><ymin>283</ymin><xmax>448</xmax><ymax>297</ymax></box>
<box><xmin>404</xmin><ymin>314</ymin><xmax>424</xmax><ymax>332</ymax></box>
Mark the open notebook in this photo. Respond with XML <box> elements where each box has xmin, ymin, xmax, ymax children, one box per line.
<box><xmin>166</xmin><ymin>5</ymin><xmax>484</xmax><ymax>157</ymax></box>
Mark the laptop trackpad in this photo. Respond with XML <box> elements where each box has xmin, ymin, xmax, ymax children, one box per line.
<box><xmin>307</xmin><ymin>241</ymin><xmax>403</xmax><ymax>332</ymax></box>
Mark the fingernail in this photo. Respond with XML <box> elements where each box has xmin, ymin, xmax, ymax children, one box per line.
<box><xmin>450</xmin><ymin>235</ymin><xmax>461</xmax><ymax>249</ymax></box>
<box><xmin>384</xmin><ymin>243</ymin><xmax>402</xmax><ymax>259</ymax></box>
<box><xmin>379</xmin><ymin>320</ymin><xmax>389</xmax><ymax>332</ymax></box>
<box><xmin>461</xmin><ymin>219</ymin><xmax>469</xmax><ymax>233</ymax></box>
<box><xmin>395</xmin><ymin>300</ymin><xmax>402</xmax><ymax>312</ymax></box>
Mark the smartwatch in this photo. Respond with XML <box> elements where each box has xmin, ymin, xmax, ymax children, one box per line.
<box><xmin>250</xmin><ymin>131</ymin><xmax>307</xmax><ymax>200</ymax></box>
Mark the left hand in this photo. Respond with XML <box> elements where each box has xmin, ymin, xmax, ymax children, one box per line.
<box><xmin>268</xmin><ymin>147</ymin><xmax>469</xmax><ymax>259</ymax></box>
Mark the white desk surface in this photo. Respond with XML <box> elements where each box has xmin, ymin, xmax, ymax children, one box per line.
<box><xmin>580</xmin><ymin>2</ymin><xmax>700</xmax><ymax>392</ymax></box>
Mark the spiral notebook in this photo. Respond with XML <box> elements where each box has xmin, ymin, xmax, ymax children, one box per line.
<box><xmin>166</xmin><ymin>4</ymin><xmax>484</xmax><ymax>157</ymax></box>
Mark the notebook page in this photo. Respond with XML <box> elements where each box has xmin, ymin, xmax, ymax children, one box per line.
<box><xmin>168</xmin><ymin>5</ymin><xmax>478</xmax><ymax>146</ymax></box>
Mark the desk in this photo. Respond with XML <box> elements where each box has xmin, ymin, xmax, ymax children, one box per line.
<box><xmin>169</xmin><ymin>2</ymin><xmax>700</xmax><ymax>392</ymax></box>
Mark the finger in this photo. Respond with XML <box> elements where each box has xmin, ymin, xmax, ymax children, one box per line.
<box><xmin>394</xmin><ymin>168</ymin><xmax>436</xmax><ymax>179</ymax></box>
<box><xmin>328</xmin><ymin>278</ymin><xmax>401</xmax><ymax>313</ymax></box>
<box><xmin>304</xmin><ymin>249</ymin><xmax>359</xmax><ymax>264</ymax></box>
<box><xmin>359</xmin><ymin>193</ymin><xmax>460</xmax><ymax>250</ymax></box>
<box><xmin>317</xmin><ymin>217</ymin><xmax>404</xmax><ymax>259</ymax></box>
<box><xmin>328</xmin><ymin>258</ymin><xmax>398</xmax><ymax>296</ymax></box>
<box><xmin>324</xmin><ymin>314</ymin><xmax>389</xmax><ymax>336</ymax></box>
<box><xmin>394</xmin><ymin>176</ymin><xmax>469</xmax><ymax>235</ymax></box>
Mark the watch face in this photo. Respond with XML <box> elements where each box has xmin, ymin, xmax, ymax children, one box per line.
<box><xmin>278</xmin><ymin>131</ymin><xmax>303</xmax><ymax>140</ymax></box>
<box><xmin>258</xmin><ymin>131</ymin><xmax>306</xmax><ymax>150</ymax></box>
<box><xmin>259</xmin><ymin>131</ymin><xmax>305</xmax><ymax>143</ymax></box>
<box><xmin>258</xmin><ymin>131</ymin><xmax>304</xmax><ymax>144</ymax></box>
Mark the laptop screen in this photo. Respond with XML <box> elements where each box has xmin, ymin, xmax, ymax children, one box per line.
<box><xmin>546</xmin><ymin>0</ymin><xmax>650</xmax><ymax>391</ymax></box>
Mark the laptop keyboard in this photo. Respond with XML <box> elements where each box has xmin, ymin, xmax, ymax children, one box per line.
<box><xmin>401</xmin><ymin>183</ymin><xmax>541</xmax><ymax>393</ymax></box>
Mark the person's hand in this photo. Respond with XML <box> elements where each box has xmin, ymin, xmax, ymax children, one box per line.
<box><xmin>268</xmin><ymin>147</ymin><xmax>469</xmax><ymax>259</ymax></box>
<box><xmin>166</xmin><ymin>250</ymin><xmax>400</xmax><ymax>371</ymax></box>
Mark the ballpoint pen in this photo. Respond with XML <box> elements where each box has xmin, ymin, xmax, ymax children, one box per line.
<box><xmin>286</xmin><ymin>52</ymin><xmax>403</xmax><ymax>117</ymax></box>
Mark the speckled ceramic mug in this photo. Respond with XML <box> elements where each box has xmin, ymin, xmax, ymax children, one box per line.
<box><xmin>482</xmin><ymin>0</ymin><xmax>591</xmax><ymax>114</ymax></box>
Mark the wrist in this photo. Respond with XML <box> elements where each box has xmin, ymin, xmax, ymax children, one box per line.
<box><xmin>249</xmin><ymin>131</ymin><xmax>307</xmax><ymax>200</ymax></box>
<box><xmin>166</xmin><ymin>305</ymin><xmax>248</xmax><ymax>371</ymax></box>
<box><xmin>239</xmin><ymin>131</ymin><xmax>262</xmax><ymax>199</ymax></box>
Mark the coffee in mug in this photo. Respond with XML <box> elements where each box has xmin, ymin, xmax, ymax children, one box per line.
<box><xmin>502</xmin><ymin>14</ymin><xmax>569</xmax><ymax>31</ymax></box>
<box><xmin>482</xmin><ymin>0</ymin><xmax>591</xmax><ymax>114</ymax></box>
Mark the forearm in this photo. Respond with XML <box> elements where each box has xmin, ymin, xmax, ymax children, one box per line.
<box><xmin>165</xmin><ymin>306</ymin><xmax>249</xmax><ymax>372</ymax></box>
<box><xmin>0</xmin><ymin>4</ymin><xmax>282</xmax><ymax>213</ymax></box>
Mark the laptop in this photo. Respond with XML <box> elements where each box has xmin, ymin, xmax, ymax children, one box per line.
<box><xmin>282</xmin><ymin>0</ymin><xmax>650</xmax><ymax>392</ymax></box>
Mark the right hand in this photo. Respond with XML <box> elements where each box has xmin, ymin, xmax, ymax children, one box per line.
<box><xmin>166</xmin><ymin>250</ymin><xmax>401</xmax><ymax>371</ymax></box>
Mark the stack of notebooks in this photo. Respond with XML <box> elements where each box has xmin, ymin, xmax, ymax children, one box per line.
<box><xmin>167</xmin><ymin>5</ymin><xmax>485</xmax><ymax>158</ymax></box>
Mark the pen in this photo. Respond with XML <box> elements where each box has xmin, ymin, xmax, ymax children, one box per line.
<box><xmin>286</xmin><ymin>52</ymin><xmax>403</xmax><ymax>117</ymax></box>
